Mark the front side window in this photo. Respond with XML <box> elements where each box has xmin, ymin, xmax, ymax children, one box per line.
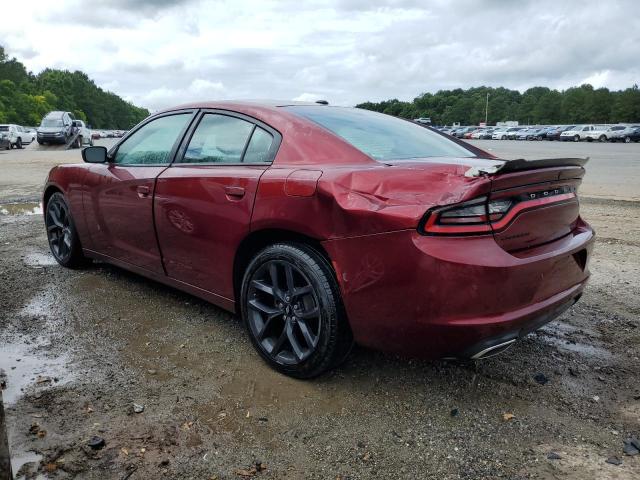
<box><xmin>113</xmin><ymin>113</ymin><xmax>192</xmax><ymax>165</ymax></box>
<box><xmin>286</xmin><ymin>106</ymin><xmax>474</xmax><ymax>161</ymax></box>
<box><xmin>181</xmin><ymin>114</ymin><xmax>254</xmax><ymax>164</ymax></box>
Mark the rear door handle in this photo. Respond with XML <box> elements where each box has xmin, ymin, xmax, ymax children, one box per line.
<box><xmin>224</xmin><ymin>186</ymin><xmax>245</xmax><ymax>199</ymax></box>
<box><xmin>137</xmin><ymin>185</ymin><xmax>151</xmax><ymax>198</ymax></box>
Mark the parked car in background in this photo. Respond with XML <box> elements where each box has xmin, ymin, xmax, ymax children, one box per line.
<box><xmin>42</xmin><ymin>100</ymin><xmax>594</xmax><ymax>378</ymax></box>
<box><xmin>546</xmin><ymin>126</ymin><xmax>573</xmax><ymax>141</ymax></box>
<box><xmin>0</xmin><ymin>129</ymin><xmax>10</xmax><ymax>149</ymax></box>
<box><xmin>37</xmin><ymin>111</ymin><xmax>76</xmax><ymax>145</ymax></box>
<box><xmin>479</xmin><ymin>128</ymin><xmax>495</xmax><ymax>139</ymax></box>
<box><xmin>463</xmin><ymin>128</ymin><xmax>479</xmax><ymax>139</ymax></box>
<box><xmin>491</xmin><ymin>128</ymin><xmax>509</xmax><ymax>140</ymax></box>
<box><xmin>613</xmin><ymin>125</ymin><xmax>640</xmax><ymax>142</ymax></box>
<box><xmin>560</xmin><ymin>125</ymin><xmax>594</xmax><ymax>142</ymax></box>
<box><xmin>622</xmin><ymin>126</ymin><xmax>640</xmax><ymax>143</ymax></box>
<box><xmin>516</xmin><ymin>128</ymin><xmax>541</xmax><ymax>140</ymax></box>
<box><xmin>72</xmin><ymin>120</ymin><xmax>94</xmax><ymax>147</ymax></box>
<box><xmin>454</xmin><ymin>127</ymin><xmax>474</xmax><ymax>138</ymax></box>
<box><xmin>470</xmin><ymin>129</ymin><xmax>486</xmax><ymax>139</ymax></box>
<box><xmin>0</xmin><ymin>124</ymin><xmax>36</xmax><ymax>149</ymax></box>
<box><xmin>535</xmin><ymin>127</ymin><xmax>553</xmax><ymax>140</ymax></box>
<box><xmin>591</xmin><ymin>125</ymin><xmax>625</xmax><ymax>142</ymax></box>
<box><xmin>414</xmin><ymin>117</ymin><xmax>431</xmax><ymax>125</ymax></box>
<box><xmin>583</xmin><ymin>125</ymin><xmax>611</xmax><ymax>142</ymax></box>
<box><xmin>506</xmin><ymin>127</ymin><xmax>525</xmax><ymax>140</ymax></box>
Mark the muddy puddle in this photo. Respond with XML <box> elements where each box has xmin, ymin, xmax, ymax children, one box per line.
<box><xmin>22</xmin><ymin>252</ymin><xmax>57</xmax><ymax>268</ymax></box>
<box><xmin>0</xmin><ymin>202</ymin><xmax>42</xmax><ymax>216</ymax></box>
<box><xmin>0</xmin><ymin>338</ymin><xmax>72</xmax><ymax>405</ymax></box>
<box><xmin>1</xmin><ymin>288</ymin><xmax>74</xmax><ymax>405</ymax></box>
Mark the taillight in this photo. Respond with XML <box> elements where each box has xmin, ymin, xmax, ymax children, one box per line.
<box><xmin>419</xmin><ymin>186</ymin><xmax>576</xmax><ymax>236</ymax></box>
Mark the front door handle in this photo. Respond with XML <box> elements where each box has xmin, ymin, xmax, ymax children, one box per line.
<box><xmin>224</xmin><ymin>186</ymin><xmax>245</xmax><ymax>199</ymax></box>
<box><xmin>137</xmin><ymin>185</ymin><xmax>151</xmax><ymax>198</ymax></box>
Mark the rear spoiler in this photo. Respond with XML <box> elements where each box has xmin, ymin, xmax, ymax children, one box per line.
<box><xmin>465</xmin><ymin>157</ymin><xmax>589</xmax><ymax>178</ymax></box>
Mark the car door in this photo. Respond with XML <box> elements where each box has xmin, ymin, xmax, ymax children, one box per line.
<box><xmin>83</xmin><ymin>111</ymin><xmax>195</xmax><ymax>273</ymax></box>
<box><xmin>154</xmin><ymin>110</ymin><xmax>281</xmax><ymax>299</ymax></box>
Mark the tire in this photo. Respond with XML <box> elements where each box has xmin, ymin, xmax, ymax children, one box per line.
<box><xmin>501</xmin><ymin>135</ymin><xmax>506</xmax><ymax>140</ymax></box>
<box><xmin>74</xmin><ymin>136</ymin><xmax>82</xmax><ymax>148</ymax></box>
<box><xmin>89</xmin><ymin>138</ymin><xmax>94</xmax><ymax>147</ymax></box>
<box><xmin>599</xmin><ymin>135</ymin><xmax>606</xmax><ymax>142</ymax></box>
<box><xmin>45</xmin><ymin>192</ymin><xmax>87</xmax><ymax>269</ymax></box>
<box><xmin>625</xmin><ymin>136</ymin><xmax>631</xmax><ymax>143</ymax></box>
<box><xmin>15</xmin><ymin>138</ymin><xmax>22</xmax><ymax>149</ymax></box>
<box><xmin>240</xmin><ymin>243</ymin><xmax>353</xmax><ymax>378</ymax></box>
<box><xmin>37</xmin><ymin>139</ymin><xmax>43</xmax><ymax>145</ymax></box>
<box><xmin>574</xmin><ymin>135</ymin><xmax>580</xmax><ymax>142</ymax></box>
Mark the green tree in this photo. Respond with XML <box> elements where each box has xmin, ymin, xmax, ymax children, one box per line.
<box><xmin>0</xmin><ymin>45</ymin><xmax>149</xmax><ymax>128</ymax></box>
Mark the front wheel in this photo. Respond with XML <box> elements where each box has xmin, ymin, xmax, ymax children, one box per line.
<box><xmin>15</xmin><ymin>138</ymin><xmax>22</xmax><ymax>149</ymax></box>
<box><xmin>599</xmin><ymin>135</ymin><xmax>606</xmax><ymax>142</ymax></box>
<box><xmin>45</xmin><ymin>192</ymin><xmax>87</xmax><ymax>268</ymax></box>
<box><xmin>574</xmin><ymin>135</ymin><xmax>580</xmax><ymax>142</ymax></box>
<box><xmin>625</xmin><ymin>136</ymin><xmax>631</xmax><ymax>143</ymax></box>
<box><xmin>241</xmin><ymin>243</ymin><xmax>353</xmax><ymax>378</ymax></box>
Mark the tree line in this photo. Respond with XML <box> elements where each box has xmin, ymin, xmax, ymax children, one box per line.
<box><xmin>0</xmin><ymin>46</ymin><xmax>149</xmax><ymax>129</ymax></box>
<box><xmin>356</xmin><ymin>85</ymin><xmax>640</xmax><ymax>126</ymax></box>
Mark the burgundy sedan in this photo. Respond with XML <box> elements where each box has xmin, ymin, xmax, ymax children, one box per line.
<box><xmin>43</xmin><ymin>101</ymin><xmax>594</xmax><ymax>378</ymax></box>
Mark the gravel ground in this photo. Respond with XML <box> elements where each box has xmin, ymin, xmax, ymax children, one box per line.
<box><xmin>0</xmin><ymin>141</ymin><xmax>639</xmax><ymax>479</ymax></box>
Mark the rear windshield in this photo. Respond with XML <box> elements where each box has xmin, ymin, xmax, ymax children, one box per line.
<box><xmin>285</xmin><ymin>106</ymin><xmax>475</xmax><ymax>161</ymax></box>
<box><xmin>0</xmin><ymin>126</ymin><xmax>8</xmax><ymax>131</ymax></box>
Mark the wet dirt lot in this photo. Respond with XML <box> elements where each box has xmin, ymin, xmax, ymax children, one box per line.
<box><xmin>1</xmin><ymin>141</ymin><xmax>639</xmax><ymax>479</ymax></box>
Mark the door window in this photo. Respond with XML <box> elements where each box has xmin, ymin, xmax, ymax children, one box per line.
<box><xmin>181</xmin><ymin>114</ymin><xmax>254</xmax><ymax>164</ymax></box>
<box><xmin>113</xmin><ymin>113</ymin><xmax>192</xmax><ymax>165</ymax></box>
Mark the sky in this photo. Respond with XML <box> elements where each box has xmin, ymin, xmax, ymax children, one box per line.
<box><xmin>2</xmin><ymin>0</ymin><xmax>639</xmax><ymax>111</ymax></box>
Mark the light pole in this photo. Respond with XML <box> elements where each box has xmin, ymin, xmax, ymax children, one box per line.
<box><xmin>485</xmin><ymin>92</ymin><xmax>489</xmax><ymax>125</ymax></box>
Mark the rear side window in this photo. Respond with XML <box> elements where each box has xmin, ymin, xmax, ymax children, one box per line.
<box><xmin>182</xmin><ymin>114</ymin><xmax>254</xmax><ymax>164</ymax></box>
<box><xmin>286</xmin><ymin>106</ymin><xmax>474</xmax><ymax>161</ymax></box>
<box><xmin>243</xmin><ymin>127</ymin><xmax>273</xmax><ymax>163</ymax></box>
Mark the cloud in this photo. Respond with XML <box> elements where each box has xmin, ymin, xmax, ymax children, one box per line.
<box><xmin>1</xmin><ymin>0</ymin><xmax>639</xmax><ymax>110</ymax></box>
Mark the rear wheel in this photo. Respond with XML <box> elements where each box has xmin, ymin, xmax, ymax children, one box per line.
<box><xmin>241</xmin><ymin>243</ymin><xmax>353</xmax><ymax>378</ymax></box>
<box><xmin>625</xmin><ymin>136</ymin><xmax>631</xmax><ymax>143</ymax></box>
<box><xmin>45</xmin><ymin>192</ymin><xmax>87</xmax><ymax>268</ymax></box>
<box><xmin>574</xmin><ymin>135</ymin><xmax>580</xmax><ymax>142</ymax></box>
<box><xmin>15</xmin><ymin>138</ymin><xmax>22</xmax><ymax>149</ymax></box>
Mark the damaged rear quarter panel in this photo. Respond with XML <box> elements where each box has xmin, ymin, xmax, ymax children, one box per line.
<box><xmin>250</xmin><ymin>161</ymin><xmax>493</xmax><ymax>240</ymax></box>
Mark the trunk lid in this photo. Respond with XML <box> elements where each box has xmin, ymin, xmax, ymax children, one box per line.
<box><xmin>486</xmin><ymin>159</ymin><xmax>587</xmax><ymax>252</ymax></box>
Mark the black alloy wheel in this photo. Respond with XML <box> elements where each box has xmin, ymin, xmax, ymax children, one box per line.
<box><xmin>241</xmin><ymin>243</ymin><xmax>353</xmax><ymax>378</ymax></box>
<box><xmin>247</xmin><ymin>259</ymin><xmax>321</xmax><ymax>365</ymax></box>
<box><xmin>45</xmin><ymin>192</ymin><xmax>86</xmax><ymax>268</ymax></box>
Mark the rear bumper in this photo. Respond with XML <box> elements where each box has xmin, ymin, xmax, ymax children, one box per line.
<box><xmin>323</xmin><ymin>219</ymin><xmax>594</xmax><ymax>358</ymax></box>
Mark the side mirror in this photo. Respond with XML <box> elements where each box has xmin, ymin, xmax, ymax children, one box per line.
<box><xmin>82</xmin><ymin>146</ymin><xmax>108</xmax><ymax>163</ymax></box>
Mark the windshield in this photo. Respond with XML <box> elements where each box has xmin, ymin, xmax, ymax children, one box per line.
<box><xmin>285</xmin><ymin>106</ymin><xmax>474</xmax><ymax>161</ymax></box>
<box><xmin>41</xmin><ymin>117</ymin><xmax>63</xmax><ymax>127</ymax></box>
